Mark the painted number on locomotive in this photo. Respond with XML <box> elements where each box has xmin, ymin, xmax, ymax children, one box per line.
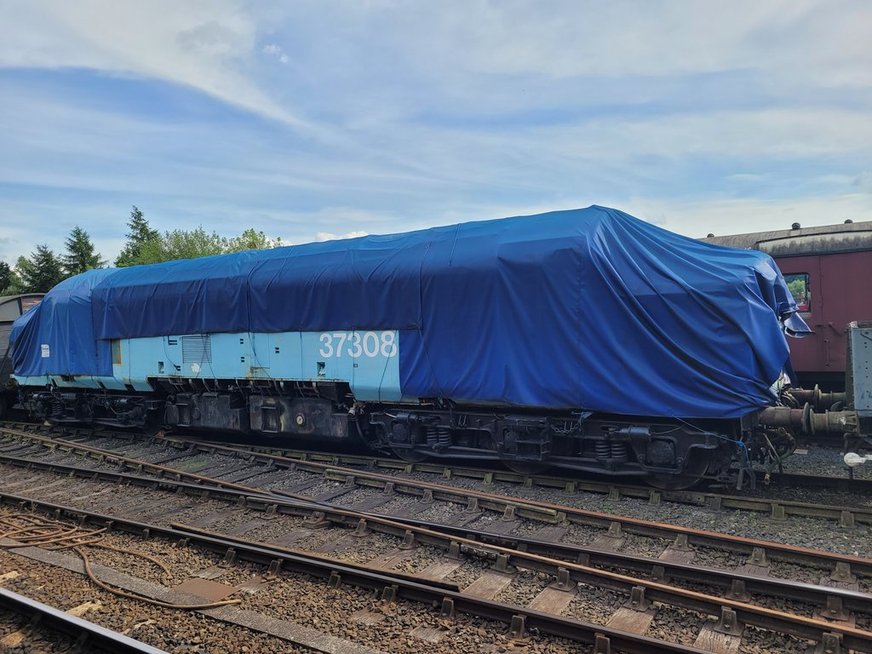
<box><xmin>318</xmin><ymin>331</ymin><xmax>397</xmax><ymax>358</ymax></box>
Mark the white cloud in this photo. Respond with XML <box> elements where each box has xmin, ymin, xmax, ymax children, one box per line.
<box><xmin>262</xmin><ymin>43</ymin><xmax>289</xmax><ymax>64</ymax></box>
<box><xmin>406</xmin><ymin>108</ymin><xmax>872</xmax><ymax>168</ymax></box>
<box><xmin>2</xmin><ymin>1</ymin><xmax>872</xmax><ymax>265</ymax></box>
<box><xmin>315</xmin><ymin>230</ymin><xmax>369</xmax><ymax>242</ymax></box>
<box><xmin>0</xmin><ymin>1</ymin><xmax>308</xmax><ymax>128</ymax></box>
<box><xmin>381</xmin><ymin>1</ymin><xmax>872</xmax><ymax>88</ymax></box>
<box><xmin>426</xmin><ymin>2</ymin><xmax>793</xmax><ymax>77</ymax></box>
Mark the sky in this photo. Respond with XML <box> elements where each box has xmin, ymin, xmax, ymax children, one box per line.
<box><xmin>0</xmin><ymin>0</ymin><xmax>871</xmax><ymax>264</ymax></box>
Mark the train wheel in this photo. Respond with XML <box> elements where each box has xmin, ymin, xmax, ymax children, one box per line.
<box><xmin>646</xmin><ymin>472</ymin><xmax>705</xmax><ymax>491</ymax></box>
<box><xmin>646</xmin><ymin>453</ymin><xmax>710</xmax><ymax>490</ymax></box>
<box><xmin>503</xmin><ymin>460</ymin><xmax>548</xmax><ymax>475</ymax></box>
<box><xmin>391</xmin><ymin>446</ymin><xmax>428</xmax><ymax>463</ymax></box>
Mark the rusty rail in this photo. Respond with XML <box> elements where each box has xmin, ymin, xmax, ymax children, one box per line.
<box><xmin>0</xmin><ymin>587</ymin><xmax>168</xmax><ymax>653</ymax></box>
<box><xmin>2</xmin><ymin>450</ymin><xmax>869</xmax><ymax>621</ymax></box>
<box><xmin>0</xmin><ymin>488</ymin><xmax>710</xmax><ymax>654</ymax></box>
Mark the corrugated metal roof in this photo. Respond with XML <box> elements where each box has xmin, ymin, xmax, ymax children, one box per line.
<box><xmin>702</xmin><ymin>221</ymin><xmax>872</xmax><ymax>256</ymax></box>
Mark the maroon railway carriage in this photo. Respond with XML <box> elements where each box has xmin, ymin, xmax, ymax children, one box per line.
<box><xmin>703</xmin><ymin>221</ymin><xmax>872</xmax><ymax>390</ymax></box>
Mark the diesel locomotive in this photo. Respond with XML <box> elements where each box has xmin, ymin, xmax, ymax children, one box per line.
<box><xmin>8</xmin><ymin>206</ymin><xmax>863</xmax><ymax>489</ymax></box>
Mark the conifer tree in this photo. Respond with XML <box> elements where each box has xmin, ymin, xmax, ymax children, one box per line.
<box><xmin>115</xmin><ymin>206</ymin><xmax>159</xmax><ymax>267</ymax></box>
<box><xmin>0</xmin><ymin>261</ymin><xmax>13</xmax><ymax>294</ymax></box>
<box><xmin>16</xmin><ymin>245</ymin><xmax>65</xmax><ymax>293</ymax></box>
<box><xmin>62</xmin><ymin>226</ymin><xmax>104</xmax><ymax>276</ymax></box>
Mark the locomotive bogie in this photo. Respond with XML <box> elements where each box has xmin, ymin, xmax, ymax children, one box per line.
<box><xmin>366</xmin><ymin>407</ymin><xmax>734</xmax><ymax>480</ymax></box>
<box><xmin>18</xmin><ymin>376</ymin><xmax>738</xmax><ymax>484</ymax></box>
<box><xmin>20</xmin><ymin>389</ymin><xmax>162</xmax><ymax>428</ymax></box>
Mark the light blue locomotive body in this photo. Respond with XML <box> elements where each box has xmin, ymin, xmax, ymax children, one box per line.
<box><xmin>16</xmin><ymin>329</ymin><xmax>403</xmax><ymax>401</ymax></box>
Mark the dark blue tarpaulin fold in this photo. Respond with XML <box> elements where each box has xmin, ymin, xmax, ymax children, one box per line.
<box><xmin>11</xmin><ymin>206</ymin><xmax>805</xmax><ymax>418</ymax></box>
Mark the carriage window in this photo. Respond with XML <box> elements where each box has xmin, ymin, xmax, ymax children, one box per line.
<box><xmin>784</xmin><ymin>273</ymin><xmax>810</xmax><ymax>312</ymax></box>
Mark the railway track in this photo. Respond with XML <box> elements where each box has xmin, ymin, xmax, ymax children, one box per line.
<box><xmin>1</xmin><ymin>424</ymin><xmax>872</xmax><ymax>651</ymax></box>
<box><xmin>163</xmin><ymin>437</ymin><xmax>872</xmax><ymax>522</ymax></box>
<box><xmin>30</xmin><ymin>426</ymin><xmax>872</xmax><ymax>552</ymax></box>
<box><xmin>0</xmin><ymin>477</ymin><xmax>661</xmax><ymax>653</ymax></box>
<box><xmin>0</xmin><ymin>586</ymin><xmax>168</xmax><ymax>653</ymax></box>
<box><xmin>1</xmin><ymin>462</ymin><xmax>724</xmax><ymax>653</ymax></box>
<box><xmin>4</xmin><ymin>420</ymin><xmax>870</xmax><ymax>520</ymax></box>
<box><xmin>2</xmin><ymin>464</ymin><xmax>872</xmax><ymax>651</ymax></box>
<box><xmin>1</xmin><ymin>425</ymin><xmax>870</xmax><ymax>564</ymax></box>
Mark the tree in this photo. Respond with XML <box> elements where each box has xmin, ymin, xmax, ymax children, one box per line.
<box><xmin>0</xmin><ymin>261</ymin><xmax>13</xmax><ymax>294</ymax></box>
<box><xmin>114</xmin><ymin>206</ymin><xmax>282</xmax><ymax>266</ymax></box>
<box><xmin>16</xmin><ymin>245</ymin><xmax>65</xmax><ymax>293</ymax></box>
<box><xmin>135</xmin><ymin>226</ymin><xmax>228</xmax><ymax>264</ymax></box>
<box><xmin>227</xmin><ymin>228</ymin><xmax>283</xmax><ymax>252</ymax></box>
<box><xmin>132</xmin><ymin>226</ymin><xmax>282</xmax><ymax>264</ymax></box>
<box><xmin>62</xmin><ymin>226</ymin><xmax>105</xmax><ymax>276</ymax></box>
<box><xmin>115</xmin><ymin>206</ymin><xmax>159</xmax><ymax>267</ymax></box>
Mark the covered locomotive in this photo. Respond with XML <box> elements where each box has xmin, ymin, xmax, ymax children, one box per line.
<box><xmin>9</xmin><ymin>206</ymin><xmax>842</xmax><ymax>487</ymax></box>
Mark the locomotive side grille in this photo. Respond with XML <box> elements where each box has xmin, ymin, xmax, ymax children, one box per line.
<box><xmin>181</xmin><ymin>335</ymin><xmax>212</xmax><ymax>363</ymax></box>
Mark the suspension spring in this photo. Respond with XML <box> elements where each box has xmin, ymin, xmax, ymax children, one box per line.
<box><xmin>437</xmin><ymin>425</ymin><xmax>452</xmax><ymax>449</ymax></box>
<box><xmin>610</xmin><ymin>441</ymin><xmax>628</xmax><ymax>462</ymax></box>
<box><xmin>595</xmin><ymin>441</ymin><xmax>610</xmax><ymax>459</ymax></box>
<box><xmin>426</xmin><ymin>425</ymin><xmax>452</xmax><ymax>450</ymax></box>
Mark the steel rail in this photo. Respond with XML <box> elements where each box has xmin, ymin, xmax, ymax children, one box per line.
<box><xmin>178</xmin><ymin>438</ymin><xmax>872</xmax><ymax>520</ymax></box>
<box><xmin>5</xmin><ymin>422</ymin><xmax>872</xmax><ymax>515</ymax></box>
<box><xmin>0</xmin><ymin>428</ymin><xmax>261</xmax><ymax>494</ymax></box>
<box><xmin>387</xmin><ymin>516</ymin><xmax>872</xmax><ymax>618</ymax></box>
<box><xmin>2</xmin><ymin>484</ymin><xmax>869</xmax><ymax>652</ymax></box>
<box><xmin>155</xmin><ymin>434</ymin><xmax>872</xmax><ymax>577</ymax></box>
<box><xmin>3</xmin><ymin>450</ymin><xmax>869</xmax><ymax>622</ymax></box>
<box><xmin>2</xmin><ymin>419</ymin><xmax>867</xmax><ymax>497</ymax></box>
<box><xmin>167</xmin><ymin>521</ymin><xmax>872</xmax><ymax>652</ymax></box>
<box><xmin>0</xmin><ymin>488</ymin><xmax>710</xmax><ymax>654</ymax></box>
<box><xmin>0</xmin><ymin>587</ymin><xmax>168</xmax><ymax>654</ymax></box>
<box><xmin>2</xmin><ymin>426</ymin><xmax>872</xmax><ymax>579</ymax></box>
<box><xmin>773</xmin><ymin>471</ymin><xmax>872</xmax><ymax>493</ymax></box>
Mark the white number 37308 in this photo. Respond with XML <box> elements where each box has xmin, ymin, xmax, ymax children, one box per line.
<box><xmin>318</xmin><ymin>331</ymin><xmax>397</xmax><ymax>358</ymax></box>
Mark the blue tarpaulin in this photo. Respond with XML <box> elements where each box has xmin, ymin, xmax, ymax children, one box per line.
<box><xmin>11</xmin><ymin>206</ymin><xmax>806</xmax><ymax>418</ymax></box>
<box><xmin>10</xmin><ymin>268</ymin><xmax>115</xmax><ymax>379</ymax></box>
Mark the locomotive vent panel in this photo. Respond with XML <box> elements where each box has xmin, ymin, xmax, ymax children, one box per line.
<box><xmin>181</xmin><ymin>335</ymin><xmax>212</xmax><ymax>364</ymax></box>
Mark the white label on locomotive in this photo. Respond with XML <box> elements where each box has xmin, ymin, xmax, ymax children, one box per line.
<box><xmin>318</xmin><ymin>331</ymin><xmax>397</xmax><ymax>359</ymax></box>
